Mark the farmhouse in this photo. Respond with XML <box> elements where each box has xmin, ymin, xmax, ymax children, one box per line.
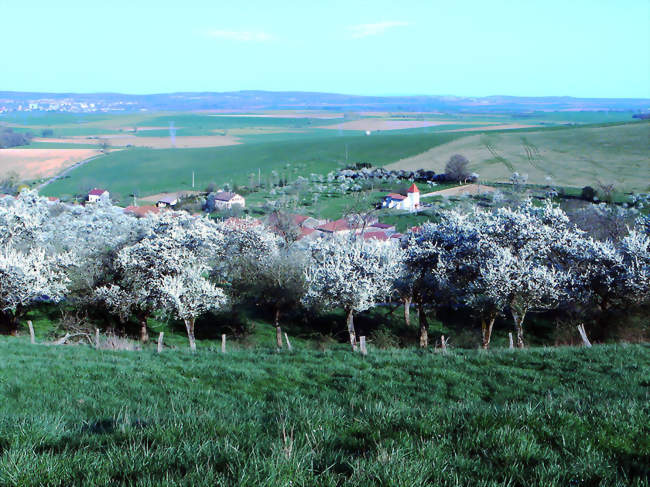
<box><xmin>381</xmin><ymin>183</ymin><xmax>420</xmax><ymax>212</ymax></box>
<box><xmin>156</xmin><ymin>195</ymin><xmax>178</xmax><ymax>208</ymax></box>
<box><xmin>87</xmin><ymin>188</ymin><xmax>109</xmax><ymax>203</ymax></box>
<box><xmin>212</xmin><ymin>191</ymin><xmax>245</xmax><ymax>210</ymax></box>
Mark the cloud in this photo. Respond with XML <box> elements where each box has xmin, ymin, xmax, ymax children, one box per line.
<box><xmin>348</xmin><ymin>21</ymin><xmax>409</xmax><ymax>39</ymax></box>
<box><xmin>206</xmin><ymin>30</ymin><xmax>273</xmax><ymax>42</ymax></box>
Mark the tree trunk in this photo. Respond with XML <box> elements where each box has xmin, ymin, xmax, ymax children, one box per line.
<box><xmin>403</xmin><ymin>297</ymin><xmax>412</xmax><ymax>327</ymax></box>
<box><xmin>481</xmin><ymin>313</ymin><xmax>496</xmax><ymax>350</ymax></box>
<box><xmin>346</xmin><ymin>307</ymin><xmax>356</xmax><ymax>351</ymax></box>
<box><xmin>184</xmin><ymin>318</ymin><xmax>196</xmax><ymax>351</ymax></box>
<box><xmin>275</xmin><ymin>308</ymin><xmax>283</xmax><ymax>349</ymax></box>
<box><xmin>139</xmin><ymin>315</ymin><xmax>149</xmax><ymax>343</ymax></box>
<box><xmin>511</xmin><ymin>310</ymin><xmax>526</xmax><ymax>349</ymax></box>
<box><xmin>418</xmin><ymin>301</ymin><xmax>428</xmax><ymax>348</ymax></box>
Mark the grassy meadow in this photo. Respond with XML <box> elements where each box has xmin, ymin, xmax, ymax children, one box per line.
<box><xmin>388</xmin><ymin>122</ymin><xmax>650</xmax><ymax>192</ymax></box>
<box><xmin>0</xmin><ymin>338</ymin><xmax>647</xmax><ymax>486</ymax></box>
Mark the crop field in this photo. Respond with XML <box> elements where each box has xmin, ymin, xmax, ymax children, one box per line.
<box><xmin>0</xmin><ymin>148</ymin><xmax>102</xmax><ymax>179</ymax></box>
<box><xmin>388</xmin><ymin>122</ymin><xmax>650</xmax><ymax>192</ymax></box>
<box><xmin>0</xmin><ymin>338</ymin><xmax>647</xmax><ymax>486</ymax></box>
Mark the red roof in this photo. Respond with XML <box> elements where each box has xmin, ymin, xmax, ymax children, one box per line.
<box><xmin>124</xmin><ymin>205</ymin><xmax>160</xmax><ymax>217</ymax></box>
<box><xmin>407</xmin><ymin>183</ymin><xmax>419</xmax><ymax>193</ymax></box>
<box><xmin>317</xmin><ymin>218</ymin><xmax>354</xmax><ymax>233</ymax></box>
<box><xmin>88</xmin><ymin>188</ymin><xmax>107</xmax><ymax>196</ymax></box>
<box><xmin>363</xmin><ymin>231</ymin><xmax>389</xmax><ymax>241</ymax></box>
<box><xmin>47</xmin><ymin>196</ymin><xmax>59</xmax><ymax>202</ymax></box>
<box><xmin>386</xmin><ymin>193</ymin><xmax>406</xmax><ymax>200</ymax></box>
<box><xmin>300</xmin><ymin>227</ymin><xmax>316</xmax><ymax>238</ymax></box>
<box><xmin>390</xmin><ymin>233</ymin><xmax>404</xmax><ymax>239</ymax></box>
<box><xmin>371</xmin><ymin>222</ymin><xmax>394</xmax><ymax>229</ymax></box>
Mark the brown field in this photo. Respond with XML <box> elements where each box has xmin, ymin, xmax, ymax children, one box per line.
<box><xmin>209</xmin><ymin>112</ymin><xmax>343</xmax><ymax>119</ymax></box>
<box><xmin>316</xmin><ymin>120</ymin><xmax>458</xmax><ymax>131</ymax></box>
<box><xmin>421</xmin><ymin>184</ymin><xmax>497</xmax><ymax>198</ymax></box>
<box><xmin>0</xmin><ymin>148</ymin><xmax>100</xmax><ymax>179</ymax></box>
<box><xmin>37</xmin><ymin>135</ymin><xmax>241</xmax><ymax>149</ymax></box>
<box><xmin>439</xmin><ymin>123</ymin><xmax>541</xmax><ymax>133</ymax></box>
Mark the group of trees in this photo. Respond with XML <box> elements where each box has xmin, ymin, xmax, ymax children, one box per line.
<box><xmin>0</xmin><ymin>128</ymin><xmax>32</xmax><ymax>148</ymax></box>
<box><xmin>1</xmin><ymin>191</ymin><xmax>648</xmax><ymax>350</ymax></box>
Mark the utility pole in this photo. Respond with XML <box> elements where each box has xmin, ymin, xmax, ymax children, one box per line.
<box><xmin>133</xmin><ymin>194</ymin><xmax>136</xmax><ymax>206</ymax></box>
<box><xmin>192</xmin><ymin>171</ymin><xmax>195</xmax><ymax>189</ymax></box>
<box><xmin>258</xmin><ymin>168</ymin><xmax>261</xmax><ymax>187</ymax></box>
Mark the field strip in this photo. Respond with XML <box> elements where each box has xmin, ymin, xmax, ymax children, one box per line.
<box><xmin>421</xmin><ymin>184</ymin><xmax>497</xmax><ymax>198</ymax></box>
<box><xmin>36</xmin><ymin>152</ymin><xmax>109</xmax><ymax>190</ymax></box>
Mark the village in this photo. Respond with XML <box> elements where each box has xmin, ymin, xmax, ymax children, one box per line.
<box><xmin>39</xmin><ymin>181</ymin><xmax>441</xmax><ymax>243</ymax></box>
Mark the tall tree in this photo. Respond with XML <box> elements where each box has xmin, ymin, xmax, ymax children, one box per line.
<box><xmin>304</xmin><ymin>235</ymin><xmax>401</xmax><ymax>349</ymax></box>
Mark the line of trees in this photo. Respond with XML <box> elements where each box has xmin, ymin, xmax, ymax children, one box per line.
<box><xmin>1</xmin><ymin>191</ymin><xmax>648</xmax><ymax>350</ymax></box>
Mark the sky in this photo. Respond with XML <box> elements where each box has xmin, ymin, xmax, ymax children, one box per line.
<box><xmin>1</xmin><ymin>0</ymin><xmax>649</xmax><ymax>98</ymax></box>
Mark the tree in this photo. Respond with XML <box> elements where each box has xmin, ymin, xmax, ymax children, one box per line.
<box><xmin>304</xmin><ymin>235</ymin><xmax>401</xmax><ymax>349</ymax></box>
<box><xmin>0</xmin><ymin>247</ymin><xmax>69</xmax><ymax>334</ymax></box>
<box><xmin>480</xmin><ymin>246</ymin><xmax>568</xmax><ymax>348</ymax></box>
<box><xmin>160</xmin><ymin>266</ymin><xmax>227</xmax><ymax>350</ymax></box>
<box><xmin>95</xmin><ymin>212</ymin><xmax>224</xmax><ymax>342</ymax></box>
<box><xmin>475</xmin><ymin>202</ymin><xmax>574</xmax><ymax>347</ymax></box>
<box><xmin>0</xmin><ymin>191</ymin><xmax>71</xmax><ymax>334</ymax></box>
<box><xmin>217</xmin><ymin>222</ymin><xmax>305</xmax><ymax>348</ymax></box>
<box><xmin>404</xmin><ymin>210</ymin><xmax>483</xmax><ymax>347</ymax></box>
<box><xmin>445</xmin><ymin>154</ymin><xmax>471</xmax><ymax>182</ymax></box>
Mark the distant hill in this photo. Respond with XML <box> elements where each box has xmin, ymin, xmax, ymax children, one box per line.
<box><xmin>1</xmin><ymin>90</ymin><xmax>649</xmax><ymax>113</ymax></box>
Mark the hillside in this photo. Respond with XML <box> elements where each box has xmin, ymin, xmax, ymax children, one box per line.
<box><xmin>388</xmin><ymin>122</ymin><xmax>650</xmax><ymax>192</ymax></box>
<box><xmin>0</xmin><ymin>339</ymin><xmax>648</xmax><ymax>486</ymax></box>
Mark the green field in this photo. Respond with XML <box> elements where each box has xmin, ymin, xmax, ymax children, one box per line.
<box><xmin>0</xmin><ymin>338</ymin><xmax>647</xmax><ymax>486</ymax></box>
<box><xmin>387</xmin><ymin>122</ymin><xmax>650</xmax><ymax>192</ymax></box>
<box><xmin>41</xmin><ymin>132</ymin><xmax>463</xmax><ymax>201</ymax></box>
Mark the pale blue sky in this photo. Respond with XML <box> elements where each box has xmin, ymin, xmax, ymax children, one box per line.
<box><xmin>1</xmin><ymin>0</ymin><xmax>648</xmax><ymax>97</ymax></box>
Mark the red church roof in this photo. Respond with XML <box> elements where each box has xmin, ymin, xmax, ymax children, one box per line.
<box><xmin>407</xmin><ymin>183</ymin><xmax>419</xmax><ymax>193</ymax></box>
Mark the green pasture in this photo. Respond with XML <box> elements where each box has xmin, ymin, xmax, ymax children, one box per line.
<box><xmin>0</xmin><ymin>337</ymin><xmax>647</xmax><ymax>486</ymax></box>
<box><xmin>387</xmin><ymin>122</ymin><xmax>650</xmax><ymax>192</ymax></box>
<box><xmin>41</xmin><ymin>132</ymin><xmax>463</xmax><ymax>202</ymax></box>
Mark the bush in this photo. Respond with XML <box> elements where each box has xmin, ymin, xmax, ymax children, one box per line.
<box><xmin>444</xmin><ymin>154</ymin><xmax>471</xmax><ymax>182</ymax></box>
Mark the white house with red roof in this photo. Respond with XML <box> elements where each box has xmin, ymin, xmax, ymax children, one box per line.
<box><xmin>87</xmin><ymin>188</ymin><xmax>109</xmax><ymax>203</ymax></box>
<box><xmin>382</xmin><ymin>183</ymin><xmax>420</xmax><ymax>211</ymax></box>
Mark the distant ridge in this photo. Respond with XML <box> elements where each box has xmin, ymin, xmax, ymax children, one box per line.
<box><xmin>1</xmin><ymin>90</ymin><xmax>649</xmax><ymax>113</ymax></box>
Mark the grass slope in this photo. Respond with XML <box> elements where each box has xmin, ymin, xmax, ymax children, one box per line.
<box><xmin>0</xmin><ymin>340</ymin><xmax>647</xmax><ymax>486</ymax></box>
<box><xmin>41</xmin><ymin>132</ymin><xmax>462</xmax><ymax>201</ymax></box>
<box><xmin>388</xmin><ymin>122</ymin><xmax>650</xmax><ymax>192</ymax></box>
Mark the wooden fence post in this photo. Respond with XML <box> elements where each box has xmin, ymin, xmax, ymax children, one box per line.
<box><xmin>508</xmin><ymin>332</ymin><xmax>514</xmax><ymax>349</ymax></box>
<box><xmin>157</xmin><ymin>332</ymin><xmax>164</xmax><ymax>353</ymax></box>
<box><xmin>359</xmin><ymin>336</ymin><xmax>367</xmax><ymax>356</ymax></box>
<box><xmin>95</xmin><ymin>328</ymin><xmax>100</xmax><ymax>349</ymax></box>
<box><xmin>577</xmin><ymin>324</ymin><xmax>592</xmax><ymax>347</ymax></box>
<box><xmin>221</xmin><ymin>334</ymin><xmax>226</xmax><ymax>354</ymax></box>
<box><xmin>28</xmin><ymin>321</ymin><xmax>35</xmax><ymax>344</ymax></box>
<box><xmin>284</xmin><ymin>332</ymin><xmax>293</xmax><ymax>351</ymax></box>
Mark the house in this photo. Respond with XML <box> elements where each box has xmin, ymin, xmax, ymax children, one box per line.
<box><xmin>156</xmin><ymin>195</ymin><xmax>178</xmax><ymax>208</ymax></box>
<box><xmin>316</xmin><ymin>215</ymin><xmax>378</xmax><ymax>236</ymax></box>
<box><xmin>87</xmin><ymin>188</ymin><xmax>109</xmax><ymax>203</ymax></box>
<box><xmin>124</xmin><ymin>205</ymin><xmax>160</xmax><ymax>218</ymax></box>
<box><xmin>212</xmin><ymin>191</ymin><xmax>245</xmax><ymax>210</ymax></box>
<box><xmin>381</xmin><ymin>183</ymin><xmax>420</xmax><ymax>212</ymax></box>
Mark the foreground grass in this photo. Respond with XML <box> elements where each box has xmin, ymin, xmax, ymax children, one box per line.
<box><xmin>0</xmin><ymin>340</ymin><xmax>648</xmax><ymax>486</ymax></box>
